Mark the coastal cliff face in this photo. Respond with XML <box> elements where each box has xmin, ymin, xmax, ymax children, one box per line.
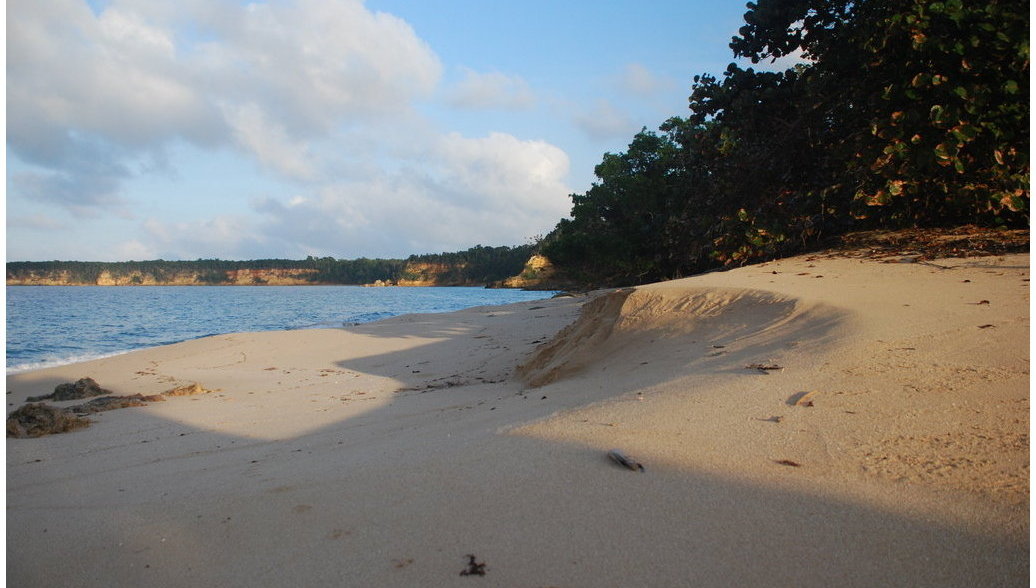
<box><xmin>6</xmin><ymin>255</ymin><xmax>565</xmax><ymax>288</ymax></box>
<box><xmin>394</xmin><ymin>262</ymin><xmax>475</xmax><ymax>287</ymax></box>
<box><xmin>223</xmin><ymin>269</ymin><xmax>319</xmax><ymax>285</ymax></box>
<box><xmin>7</xmin><ymin>268</ymin><xmax>320</xmax><ymax>286</ymax></box>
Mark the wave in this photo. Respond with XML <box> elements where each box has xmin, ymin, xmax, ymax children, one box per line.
<box><xmin>6</xmin><ymin>349</ymin><xmax>135</xmax><ymax>375</ymax></box>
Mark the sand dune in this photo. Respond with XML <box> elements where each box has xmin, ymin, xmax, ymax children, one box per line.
<box><xmin>7</xmin><ymin>251</ymin><xmax>1028</xmax><ymax>586</ymax></box>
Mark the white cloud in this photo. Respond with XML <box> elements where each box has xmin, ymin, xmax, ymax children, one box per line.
<box><xmin>7</xmin><ymin>0</ymin><xmax>442</xmax><ymax>213</ymax></box>
<box><xmin>446</xmin><ymin>68</ymin><xmax>535</xmax><ymax>110</ymax></box>
<box><xmin>8</xmin><ymin>0</ymin><xmax>574</xmax><ymax>261</ymax></box>
<box><xmin>572</xmin><ymin>100</ymin><xmax>637</xmax><ymax>141</ymax></box>
<box><xmin>765</xmin><ymin>47</ymin><xmax>813</xmax><ymax>71</ymax></box>
<box><xmin>615</xmin><ymin>63</ymin><xmax>676</xmax><ymax>97</ymax></box>
<box><xmin>434</xmin><ymin>133</ymin><xmax>569</xmax><ymax>214</ymax></box>
<box><xmin>251</xmin><ymin>132</ymin><xmax>570</xmax><ymax>257</ymax></box>
<box><xmin>224</xmin><ymin>103</ymin><xmax>316</xmax><ymax>181</ymax></box>
<box><xmin>128</xmin><ymin>130</ymin><xmax>572</xmax><ymax>260</ymax></box>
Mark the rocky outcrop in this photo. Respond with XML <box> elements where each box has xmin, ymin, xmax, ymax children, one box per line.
<box><xmin>27</xmin><ymin>378</ymin><xmax>111</xmax><ymax>402</ymax></box>
<box><xmin>6</xmin><ymin>403</ymin><xmax>91</xmax><ymax>438</ymax></box>
<box><xmin>7</xmin><ymin>380</ymin><xmax>217</xmax><ymax>438</ymax></box>
<box><xmin>66</xmin><ymin>394</ymin><xmax>164</xmax><ymax>414</ymax></box>
<box><xmin>500</xmin><ymin>255</ymin><xmax>555</xmax><ymax>288</ymax></box>
<box><xmin>497</xmin><ymin>255</ymin><xmax>579</xmax><ymax>290</ymax></box>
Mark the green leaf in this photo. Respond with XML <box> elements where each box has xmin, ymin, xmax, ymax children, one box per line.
<box><xmin>1004</xmin><ymin>80</ymin><xmax>1019</xmax><ymax>94</ymax></box>
<box><xmin>951</xmin><ymin>124</ymin><xmax>980</xmax><ymax>142</ymax></box>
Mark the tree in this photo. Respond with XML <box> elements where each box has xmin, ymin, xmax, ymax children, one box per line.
<box><xmin>732</xmin><ymin>0</ymin><xmax>1029</xmax><ymax>225</ymax></box>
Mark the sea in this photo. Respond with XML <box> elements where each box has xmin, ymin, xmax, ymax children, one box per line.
<box><xmin>6</xmin><ymin>286</ymin><xmax>556</xmax><ymax>374</ymax></box>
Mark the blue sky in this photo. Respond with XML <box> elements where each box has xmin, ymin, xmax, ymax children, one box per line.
<box><xmin>7</xmin><ymin>0</ymin><xmax>754</xmax><ymax>261</ymax></box>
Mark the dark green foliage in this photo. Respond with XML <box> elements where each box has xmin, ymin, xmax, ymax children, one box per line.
<box><xmin>544</xmin><ymin>0</ymin><xmax>1028</xmax><ymax>285</ymax></box>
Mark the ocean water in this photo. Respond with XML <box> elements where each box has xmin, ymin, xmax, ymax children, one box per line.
<box><xmin>6</xmin><ymin>286</ymin><xmax>555</xmax><ymax>374</ymax></box>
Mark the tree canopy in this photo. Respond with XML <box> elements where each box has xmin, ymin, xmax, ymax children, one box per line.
<box><xmin>543</xmin><ymin>0</ymin><xmax>1028</xmax><ymax>285</ymax></box>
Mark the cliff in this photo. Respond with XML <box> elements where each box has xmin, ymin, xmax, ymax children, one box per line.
<box><xmin>6</xmin><ymin>251</ymin><xmax>562</xmax><ymax>289</ymax></box>
<box><xmin>395</xmin><ymin>262</ymin><xmax>479</xmax><ymax>287</ymax></box>
<box><xmin>7</xmin><ymin>268</ymin><xmax>320</xmax><ymax>286</ymax></box>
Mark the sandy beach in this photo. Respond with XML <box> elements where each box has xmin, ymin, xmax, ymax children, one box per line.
<box><xmin>7</xmin><ymin>250</ymin><xmax>1029</xmax><ymax>586</ymax></box>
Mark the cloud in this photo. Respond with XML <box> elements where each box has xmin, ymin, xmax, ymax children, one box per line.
<box><xmin>762</xmin><ymin>47</ymin><xmax>813</xmax><ymax>71</ymax></box>
<box><xmin>7</xmin><ymin>132</ymin><xmax>133</xmax><ymax>216</ymax></box>
<box><xmin>614</xmin><ymin>63</ymin><xmax>676</xmax><ymax>97</ymax></box>
<box><xmin>248</xmin><ymin>132</ymin><xmax>572</xmax><ymax>258</ymax></box>
<box><xmin>7</xmin><ymin>0</ymin><xmax>574</xmax><ymax>261</ymax></box>
<box><xmin>7</xmin><ymin>0</ymin><xmax>442</xmax><ymax>213</ymax></box>
<box><xmin>130</xmin><ymin>132</ymin><xmax>572</xmax><ymax>260</ymax></box>
<box><xmin>572</xmin><ymin>100</ymin><xmax>637</xmax><ymax>141</ymax></box>
<box><xmin>223</xmin><ymin>103</ymin><xmax>317</xmax><ymax>181</ymax></box>
<box><xmin>446</xmin><ymin>68</ymin><xmax>535</xmax><ymax>110</ymax></box>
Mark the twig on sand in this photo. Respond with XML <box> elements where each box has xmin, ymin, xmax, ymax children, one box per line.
<box><xmin>608</xmin><ymin>449</ymin><xmax>645</xmax><ymax>472</ymax></box>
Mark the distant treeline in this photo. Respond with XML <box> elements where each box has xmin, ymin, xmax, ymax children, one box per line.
<box><xmin>7</xmin><ymin>244</ymin><xmax>536</xmax><ymax>286</ymax></box>
<box><xmin>540</xmin><ymin>0</ymin><xmax>1029</xmax><ymax>286</ymax></box>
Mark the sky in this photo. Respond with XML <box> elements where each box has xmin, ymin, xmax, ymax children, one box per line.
<box><xmin>7</xmin><ymin>0</ymin><xmax>761</xmax><ymax>262</ymax></box>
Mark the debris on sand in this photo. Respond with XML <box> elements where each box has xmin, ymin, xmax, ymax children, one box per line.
<box><xmin>746</xmin><ymin>363</ymin><xmax>783</xmax><ymax>374</ymax></box>
<box><xmin>608</xmin><ymin>448</ymin><xmax>645</xmax><ymax>472</ymax></box>
<box><xmin>27</xmin><ymin>377</ymin><xmax>111</xmax><ymax>402</ymax></box>
<box><xmin>162</xmin><ymin>383</ymin><xmax>213</xmax><ymax>397</ymax></box>
<box><xmin>460</xmin><ymin>554</ymin><xmax>486</xmax><ymax>576</ymax></box>
<box><xmin>6</xmin><ymin>403</ymin><xmax>91</xmax><ymax>438</ymax></box>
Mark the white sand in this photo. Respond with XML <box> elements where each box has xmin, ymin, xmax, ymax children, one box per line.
<box><xmin>7</xmin><ymin>251</ymin><xmax>1028</xmax><ymax>586</ymax></box>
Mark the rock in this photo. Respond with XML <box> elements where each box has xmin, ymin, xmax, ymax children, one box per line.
<box><xmin>6</xmin><ymin>403</ymin><xmax>91</xmax><ymax>438</ymax></box>
<box><xmin>66</xmin><ymin>394</ymin><xmax>165</xmax><ymax>415</ymax></box>
<box><xmin>27</xmin><ymin>377</ymin><xmax>111</xmax><ymax>402</ymax></box>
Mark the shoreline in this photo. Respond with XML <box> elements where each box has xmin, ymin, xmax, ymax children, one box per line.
<box><xmin>7</xmin><ymin>250</ymin><xmax>1028</xmax><ymax>586</ymax></box>
<box><xmin>8</xmin><ymin>285</ymin><xmax>559</xmax><ymax>376</ymax></box>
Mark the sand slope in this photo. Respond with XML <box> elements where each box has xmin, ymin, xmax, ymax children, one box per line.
<box><xmin>7</xmin><ymin>252</ymin><xmax>1028</xmax><ymax>587</ymax></box>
